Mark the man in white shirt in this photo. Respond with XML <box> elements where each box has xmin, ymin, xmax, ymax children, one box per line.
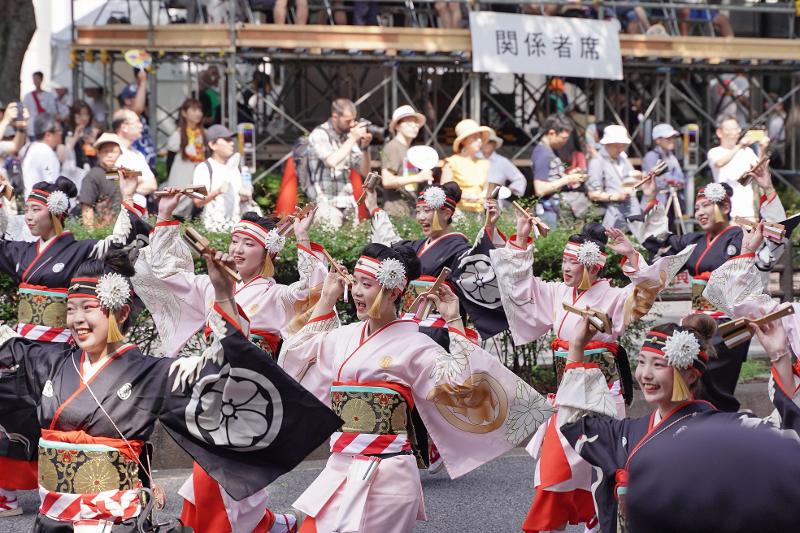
<box><xmin>707</xmin><ymin>114</ymin><xmax>768</xmax><ymax>219</ymax></box>
<box><xmin>481</xmin><ymin>132</ymin><xmax>527</xmax><ymax>203</ymax></box>
<box><xmin>20</xmin><ymin>113</ymin><xmax>62</xmax><ymax>197</ymax></box>
<box><xmin>21</xmin><ymin>71</ymin><xmax>58</xmax><ymax>137</ymax></box>
<box><xmin>191</xmin><ymin>125</ymin><xmax>243</xmax><ymax>232</ymax></box>
<box><xmin>111</xmin><ymin>109</ymin><xmax>157</xmax><ymax>199</ymax></box>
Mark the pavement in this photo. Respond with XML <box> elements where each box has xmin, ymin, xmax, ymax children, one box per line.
<box><xmin>1</xmin><ymin>449</ymin><xmax>584</xmax><ymax>533</ymax></box>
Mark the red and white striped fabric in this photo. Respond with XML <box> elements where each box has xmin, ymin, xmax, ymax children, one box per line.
<box><xmin>329</xmin><ymin>431</ymin><xmax>410</xmax><ymax>455</ymax></box>
<box><xmin>38</xmin><ymin>486</ymin><xmax>141</xmax><ymax>526</ymax></box>
<box><xmin>400</xmin><ymin>311</ymin><xmax>447</xmax><ymax>329</ymax></box>
<box><xmin>17</xmin><ymin>323</ymin><xmax>71</xmax><ymax>343</ymax></box>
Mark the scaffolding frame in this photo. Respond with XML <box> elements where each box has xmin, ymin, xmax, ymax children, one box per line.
<box><xmin>69</xmin><ymin>0</ymin><xmax>800</xmax><ymax>196</ymax></box>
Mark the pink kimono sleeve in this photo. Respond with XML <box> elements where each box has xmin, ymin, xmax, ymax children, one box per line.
<box><xmin>408</xmin><ymin>328</ymin><xmax>554</xmax><ymax>478</ymax></box>
<box><xmin>277</xmin><ymin>311</ymin><xmax>340</xmax><ymax>404</ymax></box>
<box><xmin>489</xmin><ymin>238</ymin><xmax>562</xmax><ymax>346</ymax></box>
<box><xmin>270</xmin><ymin>243</ymin><xmax>329</xmax><ymax>335</ymax></box>
<box><xmin>132</xmin><ymin>220</ymin><xmax>214</xmax><ymax>356</ymax></box>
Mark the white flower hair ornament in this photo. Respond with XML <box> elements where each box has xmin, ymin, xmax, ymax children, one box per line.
<box><xmin>375</xmin><ymin>258</ymin><xmax>407</xmax><ymax>290</ymax></box>
<box><xmin>264</xmin><ymin>229</ymin><xmax>286</xmax><ymax>255</ymax></box>
<box><xmin>46</xmin><ymin>190</ymin><xmax>70</xmax><ymax>216</ymax></box>
<box><xmin>702</xmin><ymin>183</ymin><xmax>727</xmax><ymax>204</ymax></box>
<box><xmin>576</xmin><ymin>241</ymin><xmax>602</xmax><ymax>268</ymax></box>
<box><xmin>96</xmin><ymin>272</ymin><xmax>132</xmax><ymax>311</ymax></box>
<box><xmin>663</xmin><ymin>330</ymin><xmax>701</xmax><ymax>370</ymax></box>
<box><xmin>422</xmin><ymin>187</ymin><xmax>447</xmax><ymax>210</ymax></box>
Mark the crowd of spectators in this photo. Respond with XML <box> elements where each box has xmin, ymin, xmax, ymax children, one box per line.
<box><xmin>162</xmin><ymin>0</ymin><xmax>737</xmax><ymax>36</ymax></box>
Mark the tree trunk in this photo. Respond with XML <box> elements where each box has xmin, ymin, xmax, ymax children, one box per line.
<box><xmin>0</xmin><ymin>0</ymin><xmax>36</xmax><ymax>103</ymax></box>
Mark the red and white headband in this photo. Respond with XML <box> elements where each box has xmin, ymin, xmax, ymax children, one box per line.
<box><xmin>417</xmin><ymin>187</ymin><xmax>457</xmax><ymax>212</ymax></box>
<box><xmin>355</xmin><ymin>255</ymin><xmax>408</xmax><ymax>290</ymax></box>
<box><xmin>232</xmin><ymin>220</ymin><xmax>285</xmax><ymax>255</ymax></box>
<box><xmin>563</xmin><ymin>241</ymin><xmax>607</xmax><ymax>268</ymax></box>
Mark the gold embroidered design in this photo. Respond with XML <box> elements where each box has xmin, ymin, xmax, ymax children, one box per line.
<box><xmin>427</xmin><ymin>372</ymin><xmax>508</xmax><ymax>434</ymax></box>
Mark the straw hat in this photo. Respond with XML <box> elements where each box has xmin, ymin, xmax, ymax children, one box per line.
<box><xmin>93</xmin><ymin>132</ymin><xmax>124</xmax><ymax>150</ymax></box>
<box><xmin>389</xmin><ymin>105</ymin><xmax>425</xmax><ymax>132</ymax></box>
<box><xmin>453</xmin><ymin>119</ymin><xmax>493</xmax><ymax>153</ymax></box>
<box><xmin>599</xmin><ymin>124</ymin><xmax>632</xmax><ymax>145</ymax></box>
<box><xmin>487</xmin><ymin>132</ymin><xmax>504</xmax><ymax>149</ymax></box>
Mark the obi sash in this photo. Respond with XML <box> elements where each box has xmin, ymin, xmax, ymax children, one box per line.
<box><xmin>552</xmin><ymin>339</ymin><xmax>621</xmax><ymax>389</ymax></box>
<box><xmin>249</xmin><ymin>328</ymin><xmax>281</xmax><ymax>356</ymax></box>
<box><xmin>16</xmin><ymin>284</ymin><xmax>70</xmax><ymax>343</ymax></box>
<box><xmin>37</xmin><ymin>430</ymin><xmax>144</xmax><ymax>525</ymax></box>
<box><xmin>329</xmin><ymin>382</ymin><xmax>419</xmax><ymax>459</ymax></box>
<box><xmin>690</xmin><ymin>273</ymin><xmax>725</xmax><ymax>319</ymax></box>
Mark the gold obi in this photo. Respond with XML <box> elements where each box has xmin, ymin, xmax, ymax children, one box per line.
<box><xmin>17</xmin><ymin>285</ymin><xmax>68</xmax><ymax>328</ymax></box>
<box><xmin>38</xmin><ymin>439</ymin><xmax>141</xmax><ymax>495</ymax></box>
<box><xmin>553</xmin><ymin>344</ymin><xmax>620</xmax><ymax>386</ymax></box>
<box><xmin>331</xmin><ymin>384</ymin><xmax>410</xmax><ymax>436</ymax></box>
<box><xmin>690</xmin><ymin>276</ymin><xmax>720</xmax><ymax>315</ymax></box>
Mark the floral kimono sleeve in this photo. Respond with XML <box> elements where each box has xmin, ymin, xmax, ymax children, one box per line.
<box><xmin>409</xmin><ymin>328</ymin><xmax>554</xmax><ymax>478</ymax></box>
<box><xmin>277</xmin><ymin>311</ymin><xmax>341</xmax><ymax>403</ymax></box>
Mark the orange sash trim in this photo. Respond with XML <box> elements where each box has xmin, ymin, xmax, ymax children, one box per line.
<box><xmin>550</xmin><ymin>338</ymin><xmax>620</xmax><ymax>355</ymax></box>
<box><xmin>40</xmin><ymin>429</ymin><xmax>144</xmax><ymax>463</ymax></box>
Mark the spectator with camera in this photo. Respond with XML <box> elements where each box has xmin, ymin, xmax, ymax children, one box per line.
<box><xmin>380</xmin><ymin>105</ymin><xmax>431</xmax><ymax>217</ymax></box>
<box><xmin>643</xmin><ymin>123</ymin><xmax>685</xmax><ymax>204</ymax></box>
<box><xmin>531</xmin><ymin>114</ymin><xmax>584</xmax><ymax>228</ymax></box>
<box><xmin>586</xmin><ymin>124</ymin><xmax>641</xmax><ymax>229</ymax></box>
<box><xmin>79</xmin><ymin>133</ymin><xmax>125</xmax><ymax>229</ymax></box>
<box><xmin>20</xmin><ymin>113</ymin><xmax>62</xmax><ymax>197</ymax></box>
<box><xmin>0</xmin><ymin>102</ymin><xmax>27</xmax><ymax>158</ymax></box>
<box><xmin>305</xmin><ymin>98</ymin><xmax>372</xmax><ymax>228</ymax></box>
<box><xmin>118</xmin><ymin>70</ymin><xmax>157</xmax><ymax>173</ymax></box>
<box><xmin>111</xmin><ymin>109</ymin><xmax>158</xmax><ymax>201</ymax></box>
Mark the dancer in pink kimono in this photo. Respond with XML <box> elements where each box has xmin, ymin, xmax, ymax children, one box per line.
<box><xmin>279</xmin><ymin>243</ymin><xmax>554</xmax><ymax>532</ymax></box>
<box><xmin>132</xmin><ymin>190</ymin><xmax>328</xmax><ymax>533</ymax></box>
<box><xmin>489</xmin><ymin>211</ymin><xmax>694</xmax><ymax>533</ymax></box>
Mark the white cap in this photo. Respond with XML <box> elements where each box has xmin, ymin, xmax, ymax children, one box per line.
<box><xmin>652</xmin><ymin>123</ymin><xmax>680</xmax><ymax>140</ymax></box>
<box><xmin>389</xmin><ymin>105</ymin><xmax>425</xmax><ymax>132</ymax></box>
<box><xmin>599</xmin><ymin>124</ymin><xmax>632</xmax><ymax>145</ymax></box>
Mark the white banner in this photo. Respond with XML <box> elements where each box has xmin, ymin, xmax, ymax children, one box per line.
<box><xmin>469</xmin><ymin>12</ymin><xmax>623</xmax><ymax>80</ymax></box>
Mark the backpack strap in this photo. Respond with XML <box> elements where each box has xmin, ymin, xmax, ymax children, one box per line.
<box><xmin>205</xmin><ymin>160</ymin><xmax>213</xmax><ymax>190</ymax></box>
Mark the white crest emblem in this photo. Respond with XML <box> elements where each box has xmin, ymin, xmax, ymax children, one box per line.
<box><xmin>52</xmin><ymin>263</ymin><xmax>65</xmax><ymax>273</ymax></box>
<box><xmin>726</xmin><ymin>244</ymin><xmax>738</xmax><ymax>257</ymax></box>
<box><xmin>117</xmin><ymin>383</ymin><xmax>132</xmax><ymax>400</ymax></box>
<box><xmin>42</xmin><ymin>380</ymin><xmax>54</xmax><ymax>398</ymax></box>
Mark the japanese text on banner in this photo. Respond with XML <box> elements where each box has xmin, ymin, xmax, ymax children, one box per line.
<box><xmin>469</xmin><ymin>12</ymin><xmax>623</xmax><ymax>80</ymax></box>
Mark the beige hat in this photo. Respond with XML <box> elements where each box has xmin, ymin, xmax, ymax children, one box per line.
<box><xmin>488</xmin><ymin>132</ymin><xmax>503</xmax><ymax>149</ymax></box>
<box><xmin>599</xmin><ymin>124</ymin><xmax>632</xmax><ymax>145</ymax></box>
<box><xmin>453</xmin><ymin>119</ymin><xmax>493</xmax><ymax>153</ymax></box>
<box><xmin>93</xmin><ymin>132</ymin><xmax>124</xmax><ymax>150</ymax></box>
<box><xmin>389</xmin><ymin>105</ymin><xmax>425</xmax><ymax>132</ymax></box>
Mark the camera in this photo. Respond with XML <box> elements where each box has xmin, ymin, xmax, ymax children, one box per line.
<box><xmin>356</xmin><ymin>119</ymin><xmax>387</xmax><ymax>143</ymax></box>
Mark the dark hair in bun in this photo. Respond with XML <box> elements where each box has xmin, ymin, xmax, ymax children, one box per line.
<box><xmin>240</xmin><ymin>211</ymin><xmax>277</xmax><ymax>233</ymax></box>
<box><xmin>569</xmin><ymin>222</ymin><xmax>608</xmax><ymax>249</ymax></box>
<box><xmin>419</xmin><ymin>182</ymin><xmax>461</xmax><ymax>224</ymax></box>
<box><xmin>32</xmin><ymin>176</ymin><xmax>78</xmax><ymax>200</ymax></box>
<box><xmin>73</xmin><ymin>246</ymin><xmax>141</xmax><ymax>333</ymax></box>
<box><xmin>360</xmin><ymin>243</ymin><xmax>422</xmax><ymax>297</ymax></box>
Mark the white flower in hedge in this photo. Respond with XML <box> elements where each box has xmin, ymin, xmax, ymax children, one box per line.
<box><xmin>97</xmin><ymin>272</ymin><xmax>131</xmax><ymax>311</ymax></box>
<box><xmin>663</xmin><ymin>330</ymin><xmax>701</xmax><ymax>369</ymax></box>
<box><xmin>46</xmin><ymin>190</ymin><xmax>70</xmax><ymax>216</ymax></box>
<box><xmin>422</xmin><ymin>186</ymin><xmax>447</xmax><ymax>209</ymax></box>
<box><xmin>375</xmin><ymin>258</ymin><xmax>406</xmax><ymax>290</ymax></box>
<box><xmin>264</xmin><ymin>229</ymin><xmax>286</xmax><ymax>255</ymax></box>
<box><xmin>702</xmin><ymin>183</ymin><xmax>727</xmax><ymax>203</ymax></box>
<box><xmin>576</xmin><ymin>241</ymin><xmax>602</xmax><ymax>267</ymax></box>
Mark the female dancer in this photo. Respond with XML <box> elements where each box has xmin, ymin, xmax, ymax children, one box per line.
<box><xmin>638</xmin><ymin>166</ymin><xmax>785</xmax><ymax>412</ymax></box>
<box><xmin>132</xmin><ymin>190</ymin><xmax>328</xmax><ymax>532</ymax></box>
<box><xmin>0</xmin><ymin>175</ymin><xmax>147</xmax><ymax>517</ymax></box>
<box><xmin>134</xmin><ymin>189</ymin><xmax>327</xmax><ymax>357</ymax></box>
<box><xmin>557</xmin><ymin>311</ymin><xmax>800</xmax><ymax>533</ymax></box>
<box><xmin>279</xmin><ymin>243</ymin><xmax>554</xmax><ymax>532</ymax></box>
<box><xmin>489</xmin><ymin>209</ymin><xmax>694</xmax><ymax>533</ymax></box>
<box><xmin>0</xmin><ymin>247</ymin><xmax>340</xmax><ymax>532</ymax></box>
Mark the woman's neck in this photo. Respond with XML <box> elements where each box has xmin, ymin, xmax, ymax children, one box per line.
<box><xmin>706</xmin><ymin>221</ymin><xmax>730</xmax><ymax>238</ymax></box>
<box><xmin>240</xmin><ymin>271</ymin><xmax>259</xmax><ymax>284</ymax></box>
<box><xmin>427</xmin><ymin>228</ymin><xmax>450</xmax><ymax>241</ymax></box>
<box><xmin>461</xmin><ymin>149</ymin><xmax>478</xmax><ymax>160</ymax></box>
<box><xmin>367</xmin><ymin>312</ymin><xmax>397</xmax><ymax>335</ymax></box>
<box><xmin>85</xmin><ymin>342</ymin><xmax>121</xmax><ymax>365</ymax></box>
<box><xmin>186</xmin><ymin>121</ymin><xmax>200</xmax><ymax>130</ymax></box>
<box><xmin>656</xmin><ymin>400</ymin><xmax>685</xmax><ymax>421</ymax></box>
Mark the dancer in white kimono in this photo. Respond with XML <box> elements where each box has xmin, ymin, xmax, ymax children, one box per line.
<box><xmin>279</xmin><ymin>243</ymin><xmax>554</xmax><ymax>532</ymax></box>
<box><xmin>488</xmin><ymin>210</ymin><xmax>694</xmax><ymax>533</ymax></box>
<box><xmin>131</xmin><ymin>190</ymin><xmax>328</xmax><ymax>533</ymax></box>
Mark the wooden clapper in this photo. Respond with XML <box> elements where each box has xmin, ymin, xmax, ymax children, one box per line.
<box><xmin>718</xmin><ymin>305</ymin><xmax>795</xmax><ymax>349</ymax></box>
<box><xmin>562</xmin><ymin>302</ymin><xmax>613</xmax><ymax>334</ymax></box>
<box><xmin>183</xmin><ymin>227</ymin><xmax>242</xmax><ymax>282</ymax></box>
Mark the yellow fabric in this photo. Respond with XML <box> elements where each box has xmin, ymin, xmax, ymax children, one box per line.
<box><xmin>671</xmin><ymin>368</ymin><xmax>692</xmax><ymax>402</ymax></box>
<box><xmin>445</xmin><ymin>155</ymin><xmax>489</xmax><ymax>212</ymax></box>
<box><xmin>107</xmin><ymin>313</ymin><xmax>125</xmax><ymax>343</ymax></box>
